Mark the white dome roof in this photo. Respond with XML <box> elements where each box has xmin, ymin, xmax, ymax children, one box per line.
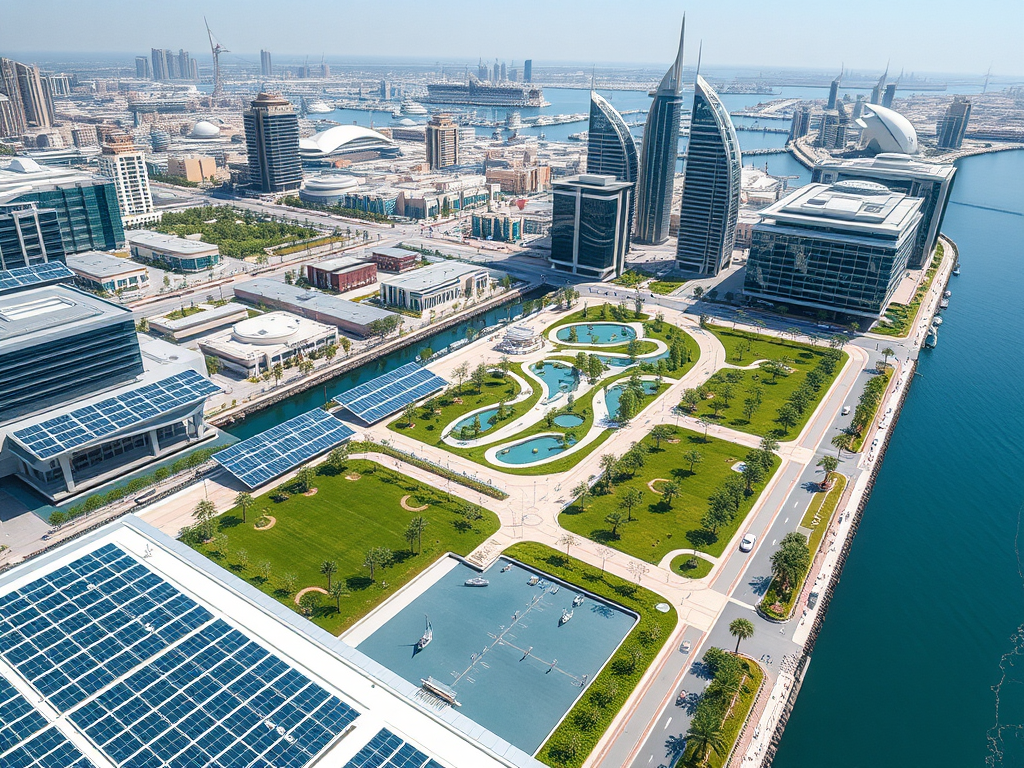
<box><xmin>857</xmin><ymin>105</ymin><xmax>918</xmax><ymax>155</ymax></box>
<box><xmin>190</xmin><ymin>120</ymin><xmax>221</xmax><ymax>139</ymax></box>
<box><xmin>298</xmin><ymin>125</ymin><xmax>394</xmax><ymax>158</ymax></box>
<box><xmin>232</xmin><ymin>312</ymin><xmax>301</xmax><ymax>345</ymax></box>
<box><xmin>303</xmin><ymin>174</ymin><xmax>360</xmax><ymax>193</ymax></box>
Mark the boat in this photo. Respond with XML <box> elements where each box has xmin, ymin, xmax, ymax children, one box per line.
<box><xmin>940</xmin><ymin>298</ymin><xmax>950</xmax><ymax>309</ymax></box>
<box><xmin>933</xmin><ymin>316</ymin><xmax>943</xmax><ymax>326</ymax></box>
<box><xmin>528</xmin><ymin>575</ymin><xmax>539</xmax><ymax>586</ymax></box>
<box><xmin>416</xmin><ymin>616</ymin><xmax>432</xmax><ymax>650</ymax></box>
<box><xmin>944</xmin><ymin>290</ymin><xmax>952</xmax><ymax>298</ymax></box>
<box><xmin>953</xmin><ymin>265</ymin><xmax>961</xmax><ymax>276</ymax></box>
<box><xmin>925</xmin><ymin>329</ymin><xmax>938</xmax><ymax>348</ymax></box>
<box><xmin>401</xmin><ymin>99</ymin><xmax>428</xmax><ymax>115</ymax></box>
<box><xmin>464</xmin><ymin>577</ymin><xmax>489</xmax><ymax>587</ymax></box>
<box><xmin>501</xmin><ymin>563</ymin><xmax>511</xmax><ymax>573</ymax></box>
<box><xmin>421</xmin><ymin>676</ymin><xmax>461</xmax><ymax>706</ymax></box>
<box><xmin>549</xmin><ymin>585</ymin><xmax>559</xmax><ymax>594</ymax></box>
<box><xmin>572</xmin><ymin>594</ymin><xmax>584</xmax><ymax>607</ymax></box>
<box><xmin>306</xmin><ymin>100</ymin><xmax>333</xmax><ymax>114</ymax></box>
<box><xmin>559</xmin><ymin>608</ymin><xmax>574</xmax><ymax>625</ymax></box>
<box><xmin>568</xmin><ymin>131</ymin><xmax>588</xmax><ymax>141</ymax></box>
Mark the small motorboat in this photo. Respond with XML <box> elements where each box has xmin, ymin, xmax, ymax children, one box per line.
<box><xmin>944</xmin><ymin>290</ymin><xmax>952</xmax><ymax>298</ymax></box>
<box><xmin>559</xmin><ymin>608</ymin><xmax>573</xmax><ymax>625</ymax></box>
<box><xmin>501</xmin><ymin>564</ymin><xmax>511</xmax><ymax>573</ymax></box>
<box><xmin>939</xmin><ymin>298</ymin><xmax>949</xmax><ymax>309</ymax></box>
<box><xmin>465</xmin><ymin>577</ymin><xmax>489</xmax><ymax>587</ymax></box>
<box><xmin>572</xmin><ymin>594</ymin><xmax>584</xmax><ymax>607</ymax></box>
<box><xmin>953</xmin><ymin>265</ymin><xmax>961</xmax><ymax>276</ymax></box>
<box><xmin>416</xmin><ymin>616</ymin><xmax>432</xmax><ymax>651</ymax></box>
<box><xmin>528</xmin><ymin>575</ymin><xmax>539</xmax><ymax>586</ymax></box>
<box><xmin>549</xmin><ymin>585</ymin><xmax>559</xmax><ymax>595</ymax></box>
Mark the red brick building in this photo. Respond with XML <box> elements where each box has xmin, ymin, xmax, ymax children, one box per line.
<box><xmin>369</xmin><ymin>247</ymin><xmax>419</xmax><ymax>273</ymax></box>
<box><xmin>306</xmin><ymin>256</ymin><xmax>377</xmax><ymax>292</ymax></box>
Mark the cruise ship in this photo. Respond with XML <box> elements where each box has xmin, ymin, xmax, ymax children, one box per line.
<box><xmin>425</xmin><ymin>79</ymin><xmax>547</xmax><ymax>108</ymax></box>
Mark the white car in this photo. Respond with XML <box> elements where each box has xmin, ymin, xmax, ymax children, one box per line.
<box><xmin>841</xmin><ymin>405</ymin><xmax>851</xmax><ymax>416</ymax></box>
<box><xmin>739</xmin><ymin>533</ymin><xmax>756</xmax><ymax>552</ymax></box>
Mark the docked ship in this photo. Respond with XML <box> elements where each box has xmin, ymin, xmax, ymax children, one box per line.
<box><xmin>305</xmin><ymin>99</ymin><xmax>333</xmax><ymax>114</ymax></box>
<box><xmin>720</xmin><ymin>82</ymin><xmax>777</xmax><ymax>95</ymax></box>
<box><xmin>400</xmin><ymin>99</ymin><xmax>428</xmax><ymax>115</ymax></box>
<box><xmin>425</xmin><ymin>79</ymin><xmax>547</xmax><ymax>108</ymax></box>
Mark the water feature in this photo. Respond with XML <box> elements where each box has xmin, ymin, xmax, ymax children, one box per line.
<box><xmin>356</xmin><ymin>556</ymin><xmax>636</xmax><ymax>753</ymax></box>
<box><xmin>555</xmin><ymin>322</ymin><xmax>637</xmax><ymax>345</ymax></box>
<box><xmin>552</xmin><ymin>414</ymin><xmax>585</xmax><ymax>428</ymax></box>
<box><xmin>498</xmin><ymin>435</ymin><xmax>575</xmax><ymax>465</ymax></box>
<box><xmin>775</xmin><ymin>150</ymin><xmax>1024</xmax><ymax>767</ymax></box>
<box><xmin>452</xmin><ymin>407</ymin><xmax>499</xmax><ymax>437</ymax></box>
<box><xmin>604</xmin><ymin>381</ymin><xmax>659</xmax><ymax>419</ymax></box>
<box><xmin>530</xmin><ymin>361</ymin><xmax>577</xmax><ymax>398</ymax></box>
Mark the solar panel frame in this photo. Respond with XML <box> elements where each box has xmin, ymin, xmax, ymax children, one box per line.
<box><xmin>337</xmin><ymin>362</ymin><xmax>448</xmax><ymax>424</ymax></box>
<box><xmin>0</xmin><ymin>262</ymin><xmax>76</xmax><ymax>294</ymax></box>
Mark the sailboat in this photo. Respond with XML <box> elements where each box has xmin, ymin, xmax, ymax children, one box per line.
<box><xmin>416</xmin><ymin>615</ymin><xmax>432</xmax><ymax>650</ymax></box>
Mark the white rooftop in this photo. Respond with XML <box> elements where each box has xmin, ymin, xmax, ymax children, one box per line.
<box><xmin>66</xmin><ymin>251</ymin><xmax>148</xmax><ymax>279</ymax></box>
<box><xmin>759</xmin><ymin>181</ymin><xmax>924</xmax><ymax>238</ymax></box>
<box><xmin>379</xmin><ymin>261</ymin><xmax>490</xmax><ymax>294</ymax></box>
<box><xmin>128</xmin><ymin>230</ymin><xmax>219</xmax><ymax>255</ymax></box>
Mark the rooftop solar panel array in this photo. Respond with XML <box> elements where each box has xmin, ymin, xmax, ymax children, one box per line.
<box><xmin>12</xmin><ymin>370</ymin><xmax>220</xmax><ymax>460</ymax></box>
<box><xmin>0</xmin><ymin>262</ymin><xmax>76</xmax><ymax>295</ymax></box>
<box><xmin>212</xmin><ymin>408</ymin><xmax>356</xmax><ymax>489</ymax></box>
<box><xmin>337</xmin><ymin>362</ymin><xmax>447</xmax><ymax>424</ymax></box>
<box><xmin>342</xmin><ymin>728</ymin><xmax>446</xmax><ymax>768</ymax></box>
<box><xmin>0</xmin><ymin>543</ymin><xmax>359</xmax><ymax>768</ymax></box>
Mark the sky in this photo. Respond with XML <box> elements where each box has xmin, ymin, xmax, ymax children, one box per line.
<box><xmin>1</xmin><ymin>0</ymin><xmax>1022</xmax><ymax>76</ymax></box>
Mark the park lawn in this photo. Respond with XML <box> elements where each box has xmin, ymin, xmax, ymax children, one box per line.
<box><xmin>191</xmin><ymin>459</ymin><xmax>499</xmax><ymax>635</ymax></box>
<box><xmin>505</xmin><ymin>542</ymin><xmax>675</xmax><ymax>768</ymax></box>
<box><xmin>387</xmin><ymin>366</ymin><xmax>538</xmax><ymax>444</ymax></box>
<box><xmin>706</xmin><ymin>323</ymin><xmax>835</xmax><ymax>366</ymax></box>
<box><xmin>802</xmin><ymin>474</ymin><xmax>847</xmax><ymax>557</ymax></box>
<box><xmin>670</xmin><ymin>553</ymin><xmax>714</xmax><ymax>579</ymax></box>
<box><xmin>650</xmin><ymin>279</ymin><xmax>686</xmax><ymax>295</ymax></box>
<box><xmin>677</xmin><ymin>658</ymin><xmax>764</xmax><ymax>768</ymax></box>
<box><xmin>560</xmin><ymin>425</ymin><xmax>779</xmax><ymax>562</ymax></box>
<box><xmin>874</xmin><ymin>245</ymin><xmax>943</xmax><ymax>337</ymax></box>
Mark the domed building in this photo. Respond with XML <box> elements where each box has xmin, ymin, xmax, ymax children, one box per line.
<box><xmin>189</xmin><ymin>120</ymin><xmax>222</xmax><ymax>139</ymax></box>
<box><xmin>298</xmin><ymin>124</ymin><xmax>400</xmax><ymax>166</ymax></box>
<box><xmin>299</xmin><ymin>172</ymin><xmax>360</xmax><ymax>206</ymax></box>
<box><xmin>856</xmin><ymin>105</ymin><xmax>918</xmax><ymax>155</ymax></box>
<box><xmin>198</xmin><ymin>311</ymin><xmax>338</xmax><ymax>377</ymax></box>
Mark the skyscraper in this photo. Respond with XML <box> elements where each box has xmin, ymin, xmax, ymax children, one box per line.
<box><xmin>937</xmin><ymin>95</ymin><xmax>971</xmax><ymax>150</ymax></box>
<box><xmin>634</xmin><ymin>17</ymin><xmax>685</xmax><ymax>245</ymax></box>
<box><xmin>151</xmin><ymin>48</ymin><xmax>170</xmax><ymax>80</ymax></box>
<box><xmin>500</xmin><ymin>62</ymin><xmax>506</xmax><ymax>81</ymax></box>
<box><xmin>789</xmin><ymin>107</ymin><xmax>811</xmax><ymax>140</ymax></box>
<box><xmin>869</xmin><ymin>66</ymin><xmax>888</xmax><ymax>105</ymax></box>
<box><xmin>98</xmin><ymin>134</ymin><xmax>158</xmax><ymax>227</ymax></box>
<box><xmin>135</xmin><ymin>56</ymin><xmax>151</xmax><ymax>79</ymax></box>
<box><xmin>261</xmin><ymin>50</ymin><xmax>273</xmax><ymax>77</ymax></box>
<box><xmin>826</xmin><ymin>72</ymin><xmax>841</xmax><ymax>110</ymax></box>
<box><xmin>0</xmin><ymin>59</ymin><xmax>27</xmax><ymax>136</ymax></box>
<box><xmin>586</xmin><ymin>91</ymin><xmax>638</xmax><ymax>249</ymax></box>
<box><xmin>675</xmin><ymin>75</ymin><xmax>742</xmax><ymax>276</ymax></box>
<box><xmin>477</xmin><ymin>59</ymin><xmax>489</xmax><ymax>81</ymax></box>
<box><xmin>244</xmin><ymin>92</ymin><xmax>302</xmax><ymax>193</ymax></box>
<box><xmin>882</xmin><ymin>83</ymin><xmax>897</xmax><ymax>109</ymax></box>
<box><xmin>524</xmin><ymin>60</ymin><xmax>532</xmax><ymax>83</ymax></box>
<box><xmin>426</xmin><ymin>113</ymin><xmax>460</xmax><ymax>170</ymax></box>
<box><xmin>9</xmin><ymin>61</ymin><xmax>53</xmax><ymax>129</ymax></box>
<box><xmin>550</xmin><ymin>174</ymin><xmax>633</xmax><ymax>280</ymax></box>
<box><xmin>177</xmin><ymin>50</ymin><xmax>191</xmax><ymax>80</ymax></box>
<box><xmin>852</xmin><ymin>95</ymin><xmax>866</xmax><ymax>120</ymax></box>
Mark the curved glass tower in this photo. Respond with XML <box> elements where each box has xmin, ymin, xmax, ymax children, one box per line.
<box><xmin>586</xmin><ymin>91</ymin><xmax>639</xmax><ymax>248</ymax></box>
<box><xmin>634</xmin><ymin>18</ymin><xmax>685</xmax><ymax>245</ymax></box>
<box><xmin>675</xmin><ymin>75</ymin><xmax>742</xmax><ymax>276</ymax></box>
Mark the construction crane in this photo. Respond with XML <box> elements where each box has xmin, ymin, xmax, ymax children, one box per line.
<box><xmin>205</xmin><ymin>17</ymin><xmax>228</xmax><ymax>98</ymax></box>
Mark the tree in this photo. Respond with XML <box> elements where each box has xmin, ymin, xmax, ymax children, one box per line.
<box><xmin>770</xmin><ymin>532</ymin><xmax>810</xmax><ymax>593</ymax></box>
<box><xmin>681</xmin><ymin>388</ymin><xmax>701</xmax><ymax>413</ymax></box>
<box><xmin>661</xmin><ymin>480</ymin><xmax>680</xmax><ymax>509</ymax></box>
<box><xmin>742</xmin><ymin>397</ymin><xmax>759</xmax><ymax>423</ymax></box>
<box><xmin>298</xmin><ymin>591</ymin><xmax>321</xmax><ymax>617</ymax></box>
<box><xmin>404</xmin><ymin>515</ymin><xmax>427</xmax><ymax>553</ymax></box>
<box><xmin>760</xmin><ymin>434</ymin><xmax>780</xmax><ymax>455</ymax></box>
<box><xmin>271</xmin><ymin>363</ymin><xmax>284</xmax><ymax>386</ymax></box>
<box><xmin>617</xmin><ymin>388</ymin><xmax>639</xmax><ymax>422</ymax></box>
<box><xmin>256</xmin><ymin>560</ymin><xmax>273</xmax><ymax>583</ymax></box>
<box><xmin>692</xmin><ymin>286</ymin><xmax>705</xmax><ymax>300</ymax></box>
<box><xmin>452</xmin><ymin>362</ymin><xmax>470</xmax><ymax>391</ymax></box>
<box><xmin>572</xmin><ymin>481</ymin><xmax>590</xmax><ymax>512</ymax></box>
<box><xmin>831</xmin><ymin>432</ymin><xmax>855</xmax><ymax>459</ymax></box>
<box><xmin>618</xmin><ymin>488</ymin><xmax>643</xmax><ymax>522</ymax></box>
<box><xmin>600</xmin><ymin>454</ymin><xmax>618</xmax><ymax>492</ymax></box>
<box><xmin>327</xmin><ymin>444</ymin><xmax>350</xmax><ymax>473</ymax></box>
<box><xmin>192</xmin><ymin>499</ymin><xmax>217</xmax><ymax>539</ymax></box>
<box><xmin>471</xmin><ymin>363</ymin><xmax>488</xmax><ymax>393</ymax></box>
<box><xmin>418</xmin><ymin>347</ymin><xmax>433</xmax><ymax>362</ymax></box>
<box><xmin>234</xmin><ymin>492</ymin><xmax>253</xmax><ymax>523</ymax></box>
<box><xmin>683</xmin><ymin>448</ymin><xmax>704</xmax><ymax>474</ymax></box>
<box><xmin>817</xmin><ymin>454</ymin><xmax>839</xmax><ymax>485</ymax></box>
<box><xmin>588</xmin><ymin>355</ymin><xmax>606</xmax><ymax>384</ymax></box>
<box><xmin>320</xmin><ymin>560</ymin><xmax>338</xmax><ymax>590</ymax></box>
<box><xmin>557</xmin><ymin>533</ymin><xmax>580</xmax><ymax>556</ymax></box>
<box><xmin>729</xmin><ymin>617</ymin><xmax>755</xmax><ymax>654</ymax></box>
<box><xmin>719</xmin><ymin>383</ymin><xmax>735</xmax><ymax>408</ymax></box>
<box><xmin>777</xmin><ymin>402</ymin><xmax>799</xmax><ymax>432</ymax></box>
<box><xmin>363</xmin><ymin>546</ymin><xmax>394</xmax><ymax>583</ymax></box>
<box><xmin>741</xmin><ymin>460</ymin><xmax>765</xmax><ymax>493</ymax></box>
<box><xmin>294</xmin><ymin>466</ymin><xmax>316</xmax><ymax>494</ymax></box>
<box><xmin>697</xmin><ymin>417</ymin><xmax>713</xmax><ymax>442</ymax></box>
<box><xmin>881</xmin><ymin>347</ymin><xmax>895</xmax><ymax>368</ymax></box>
<box><xmin>329</xmin><ymin>581</ymin><xmax>349</xmax><ymax>611</ymax></box>
<box><xmin>651</xmin><ymin>424</ymin><xmax>673</xmax><ymax>450</ymax></box>
<box><xmin>324</xmin><ymin>343</ymin><xmax>338</xmax><ymax>362</ymax></box>
<box><xmin>701</xmin><ymin>503</ymin><xmax>730</xmax><ymax>535</ymax></box>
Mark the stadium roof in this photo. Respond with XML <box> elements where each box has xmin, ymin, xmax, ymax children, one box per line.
<box><xmin>299</xmin><ymin>125</ymin><xmax>395</xmax><ymax>160</ymax></box>
<box><xmin>336</xmin><ymin>362</ymin><xmax>447</xmax><ymax>424</ymax></box>
<box><xmin>857</xmin><ymin>104</ymin><xmax>919</xmax><ymax>155</ymax></box>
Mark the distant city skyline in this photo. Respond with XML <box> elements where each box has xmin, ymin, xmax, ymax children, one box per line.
<box><xmin>2</xmin><ymin>0</ymin><xmax>1022</xmax><ymax>76</ymax></box>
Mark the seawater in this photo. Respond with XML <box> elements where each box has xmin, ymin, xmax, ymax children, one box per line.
<box><xmin>775</xmin><ymin>150</ymin><xmax>1024</xmax><ymax>767</ymax></box>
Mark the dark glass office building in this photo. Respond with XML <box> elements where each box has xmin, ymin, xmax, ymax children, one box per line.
<box><xmin>0</xmin><ymin>202</ymin><xmax>66</xmax><ymax>270</ymax></box>
<box><xmin>634</xmin><ymin>20</ymin><xmax>685</xmax><ymax>245</ymax></box>
<box><xmin>244</xmin><ymin>92</ymin><xmax>302</xmax><ymax>193</ymax></box>
<box><xmin>11</xmin><ymin>180</ymin><xmax>124</xmax><ymax>253</ymax></box>
<box><xmin>744</xmin><ymin>180</ymin><xmax>923</xmax><ymax>318</ymax></box>
<box><xmin>587</xmin><ymin>91</ymin><xmax>639</xmax><ymax>250</ymax></box>
<box><xmin>675</xmin><ymin>75</ymin><xmax>742</xmax><ymax>276</ymax></box>
<box><xmin>550</xmin><ymin>174</ymin><xmax>633</xmax><ymax>280</ymax></box>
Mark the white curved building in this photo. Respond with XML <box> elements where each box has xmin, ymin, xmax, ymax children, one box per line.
<box><xmin>298</xmin><ymin>125</ymin><xmax>400</xmax><ymax>165</ymax></box>
<box><xmin>299</xmin><ymin>172</ymin><xmax>361</xmax><ymax>205</ymax></box>
<box><xmin>857</xmin><ymin>104</ymin><xmax>918</xmax><ymax>155</ymax></box>
<box><xmin>198</xmin><ymin>311</ymin><xmax>338</xmax><ymax>377</ymax></box>
<box><xmin>189</xmin><ymin>120</ymin><xmax>221</xmax><ymax>139</ymax></box>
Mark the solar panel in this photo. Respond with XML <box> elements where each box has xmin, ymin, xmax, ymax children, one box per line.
<box><xmin>0</xmin><ymin>262</ymin><xmax>76</xmax><ymax>295</ymax></box>
<box><xmin>342</xmin><ymin>728</ymin><xmax>446</xmax><ymax>768</ymax></box>
<box><xmin>11</xmin><ymin>370</ymin><xmax>220</xmax><ymax>460</ymax></box>
<box><xmin>212</xmin><ymin>408</ymin><xmax>355</xmax><ymax>489</ymax></box>
<box><xmin>337</xmin><ymin>362</ymin><xmax>447</xmax><ymax>424</ymax></box>
<box><xmin>0</xmin><ymin>726</ymin><xmax>96</xmax><ymax>768</ymax></box>
<box><xmin>0</xmin><ymin>677</ymin><xmax>49</xmax><ymax>753</ymax></box>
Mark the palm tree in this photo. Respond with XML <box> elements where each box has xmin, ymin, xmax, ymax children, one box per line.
<box><xmin>329</xmin><ymin>581</ymin><xmax>349</xmax><ymax>612</ymax></box>
<box><xmin>881</xmin><ymin>347</ymin><xmax>895</xmax><ymax>368</ymax></box>
<box><xmin>557</xmin><ymin>533</ymin><xmax>580</xmax><ymax>556</ymax></box>
<box><xmin>600</xmin><ymin>454</ymin><xmax>618</xmax><ymax>492</ymax></box>
<box><xmin>697</xmin><ymin>417</ymin><xmax>713</xmax><ymax>442</ymax></box>
<box><xmin>234</xmin><ymin>492</ymin><xmax>253</xmax><ymax>523</ymax></box>
<box><xmin>320</xmin><ymin>560</ymin><xmax>337</xmax><ymax>590</ymax></box>
<box><xmin>831</xmin><ymin>432</ymin><xmax>854</xmax><ymax>459</ymax></box>
<box><xmin>572</xmin><ymin>482</ymin><xmax>590</xmax><ymax>512</ymax></box>
<box><xmin>405</xmin><ymin>515</ymin><xmax>427</xmax><ymax>553</ymax></box>
<box><xmin>729</xmin><ymin>617</ymin><xmax>755</xmax><ymax>654</ymax></box>
<box><xmin>192</xmin><ymin>499</ymin><xmax>217</xmax><ymax>539</ymax></box>
<box><xmin>604</xmin><ymin>511</ymin><xmax>625</xmax><ymax>538</ymax></box>
<box><xmin>650</xmin><ymin>424</ymin><xmax>673</xmax><ymax>449</ymax></box>
<box><xmin>817</xmin><ymin>455</ymin><xmax>839</xmax><ymax>486</ymax></box>
<box><xmin>685</xmin><ymin>710</ymin><xmax>726</xmax><ymax>766</ymax></box>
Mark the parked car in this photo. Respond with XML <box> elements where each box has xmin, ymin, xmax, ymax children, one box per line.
<box><xmin>740</xmin><ymin>533</ymin><xmax>756</xmax><ymax>552</ymax></box>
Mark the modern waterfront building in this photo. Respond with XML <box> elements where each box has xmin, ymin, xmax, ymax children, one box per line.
<box><xmin>524</xmin><ymin>59</ymin><xmax>533</xmax><ymax>83</ymax></box>
<box><xmin>370</xmin><ymin>246</ymin><xmax>419</xmax><ymax>272</ymax></box>
<box><xmin>0</xmin><ymin>267</ymin><xmax>218</xmax><ymax>499</ymax></box>
<box><xmin>937</xmin><ymin>96</ymin><xmax>972</xmax><ymax>150</ymax></box>
<box><xmin>675</xmin><ymin>75</ymin><xmax>742</xmax><ymax>276</ymax></box>
<box><xmin>0</xmin><ymin>156</ymin><xmax>125</xmax><ymax>253</ymax></box>
<box><xmin>743</xmin><ymin>180</ymin><xmax>923</xmax><ymax>318</ymax></box>
<box><xmin>426</xmin><ymin>113</ymin><xmax>460</xmax><ymax>170</ymax></box>
<box><xmin>550</xmin><ymin>173</ymin><xmax>633</xmax><ymax>280</ymax></box>
<box><xmin>306</xmin><ymin>255</ymin><xmax>377</xmax><ymax>292</ymax></box>
<box><xmin>299</xmin><ymin>124</ymin><xmax>399</xmax><ymax>166</ymax></box>
<box><xmin>586</xmin><ymin>91</ymin><xmax>639</xmax><ymax>248</ymax></box>
<box><xmin>857</xmin><ymin>104</ymin><xmax>918</xmax><ymax>155</ymax></box>
<box><xmin>199</xmin><ymin>311</ymin><xmax>338</xmax><ymax>377</ymax></box>
<box><xmin>634</xmin><ymin>18</ymin><xmax>686</xmax><ymax>244</ymax></box>
<box><xmin>811</xmin><ymin>153</ymin><xmax>955</xmax><ymax>269</ymax></box>
<box><xmin>826</xmin><ymin>73</ymin><xmax>841</xmax><ymax>110</ymax></box>
<box><xmin>815</xmin><ymin>110</ymin><xmax>841</xmax><ymax>149</ymax></box>
<box><xmin>148</xmin><ymin>302</ymin><xmax>248</xmax><ymax>341</ymax></box>
<box><xmin>260</xmin><ymin>49</ymin><xmax>273</xmax><ymax>77</ymax></box>
<box><xmin>97</xmin><ymin>133</ymin><xmax>158</xmax><ymax>227</ymax></box>
<box><xmin>135</xmin><ymin>55</ymin><xmax>151</xmax><ymax>79</ymax></box>
<box><xmin>127</xmin><ymin>230</ymin><xmax>220</xmax><ymax>272</ymax></box>
<box><xmin>379</xmin><ymin>261</ymin><xmax>493</xmax><ymax>314</ymax></box>
<box><xmin>425</xmin><ymin>80</ymin><xmax>545</xmax><ymax>108</ymax></box>
<box><xmin>151</xmin><ymin>47</ymin><xmax>173</xmax><ymax>80</ymax></box>
<box><xmin>298</xmin><ymin>172</ymin><xmax>360</xmax><ymax>206</ymax></box>
<box><xmin>243</xmin><ymin>92</ymin><xmax>302</xmax><ymax>193</ymax></box>
<box><xmin>66</xmin><ymin>250</ymin><xmax>150</xmax><ymax>295</ymax></box>
<box><xmin>0</xmin><ymin>202</ymin><xmax>66</xmax><ymax>269</ymax></box>
<box><xmin>789</xmin><ymin>107</ymin><xmax>811</xmax><ymax>141</ymax></box>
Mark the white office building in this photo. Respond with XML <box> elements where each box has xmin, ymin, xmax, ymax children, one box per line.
<box><xmin>98</xmin><ymin>134</ymin><xmax>159</xmax><ymax>227</ymax></box>
<box><xmin>379</xmin><ymin>262</ymin><xmax>494</xmax><ymax>314</ymax></box>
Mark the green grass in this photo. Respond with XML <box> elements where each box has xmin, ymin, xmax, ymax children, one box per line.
<box><xmin>670</xmin><ymin>553</ymin><xmax>714</xmax><ymax>579</ymax></box>
<box><xmin>802</xmin><ymin>474</ymin><xmax>847</xmax><ymax>557</ymax></box>
<box><xmin>163</xmin><ymin>305</ymin><xmax>206</xmax><ymax>320</ymax></box>
<box><xmin>676</xmin><ymin>658</ymin><xmax>764</xmax><ymax>768</ymax></box>
<box><xmin>560</xmin><ymin>425</ymin><xmax>779</xmax><ymax>561</ymax></box>
<box><xmin>850</xmin><ymin>367</ymin><xmax>893</xmax><ymax>452</ymax></box>
<box><xmin>610</xmin><ymin>268</ymin><xmax>651</xmax><ymax>287</ymax></box>
<box><xmin>506</xmin><ymin>542</ymin><xmax>675</xmax><ymax>768</ymax></box>
<box><xmin>650</xmin><ymin>279</ymin><xmax>686</xmax><ymax>295</ymax></box>
<box><xmin>874</xmin><ymin>245</ymin><xmax>943</xmax><ymax>337</ymax></box>
<box><xmin>191</xmin><ymin>459</ymin><xmax>499</xmax><ymax>634</ymax></box>
<box><xmin>708</xmin><ymin>324</ymin><xmax>826</xmax><ymax>366</ymax></box>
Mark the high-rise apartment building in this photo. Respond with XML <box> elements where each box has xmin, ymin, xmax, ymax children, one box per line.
<box><xmin>816</xmin><ymin>110</ymin><xmax>841</xmax><ymax>149</ymax></box>
<box><xmin>936</xmin><ymin>95</ymin><xmax>972</xmax><ymax>150</ymax></box>
<box><xmin>177</xmin><ymin>50</ymin><xmax>191</xmax><ymax>80</ymax></box>
<box><xmin>261</xmin><ymin>50</ymin><xmax>273</xmax><ymax>77</ymax></box>
<box><xmin>550</xmin><ymin>174</ymin><xmax>633</xmax><ymax>280</ymax></box>
<box><xmin>851</xmin><ymin>95</ymin><xmax>866</xmax><ymax>120</ymax></box>
<box><xmin>98</xmin><ymin>133</ymin><xmax>158</xmax><ymax>227</ymax></box>
<box><xmin>635</xmin><ymin>18</ymin><xmax>686</xmax><ymax>244</ymax></box>
<box><xmin>826</xmin><ymin>73</ymin><xmax>841</xmax><ymax>110</ymax></box>
<box><xmin>586</xmin><ymin>91</ymin><xmax>638</xmax><ymax>249</ymax></box>
<box><xmin>425</xmin><ymin>113</ymin><xmax>460</xmax><ymax>170</ymax></box>
<box><xmin>151</xmin><ymin>48</ymin><xmax>171</xmax><ymax>80</ymax></box>
<box><xmin>0</xmin><ymin>59</ymin><xmax>54</xmax><ymax>130</ymax></box>
<box><xmin>135</xmin><ymin>56</ymin><xmax>151</xmax><ymax>79</ymax></box>
<box><xmin>524</xmin><ymin>60</ymin><xmax>532</xmax><ymax>83</ymax></box>
<box><xmin>0</xmin><ymin>58</ymin><xmax>26</xmax><ymax>136</ymax></box>
<box><xmin>675</xmin><ymin>75</ymin><xmax>742</xmax><ymax>276</ymax></box>
<box><xmin>0</xmin><ymin>202</ymin><xmax>66</xmax><ymax>269</ymax></box>
<box><xmin>477</xmin><ymin>59</ymin><xmax>489</xmax><ymax>81</ymax></box>
<box><xmin>882</xmin><ymin>83</ymin><xmax>897</xmax><ymax>109</ymax></box>
<box><xmin>789</xmin><ymin>107</ymin><xmax>811</xmax><ymax>141</ymax></box>
<box><xmin>243</xmin><ymin>92</ymin><xmax>302</xmax><ymax>193</ymax></box>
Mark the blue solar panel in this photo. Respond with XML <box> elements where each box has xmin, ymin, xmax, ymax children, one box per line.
<box><xmin>0</xmin><ymin>262</ymin><xmax>76</xmax><ymax>295</ymax></box>
<box><xmin>0</xmin><ymin>726</ymin><xmax>96</xmax><ymax>768</ymax></box>
<box><xmin>213</xmin><ymin>408</ymin><xmax>355</xmax><ymax>489</ymax></box>
<box><xmin>337</xmin><ymin>362</ymin><xmax>447</xmax><ymax>424</ymax></box>
<box><xmin>342</xmin><ymin>728</ymin><xmax>443</xmax><ymax>768</ymax></box>
<box><xmin>12</xmin><ymin>371</ymin><xmax>220</xmax><ymax>460</ymax></box>
<box><xmin>0</xmin><ymin>677</ymin><xmax>49</xmax><ymax>752</ymax></box>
